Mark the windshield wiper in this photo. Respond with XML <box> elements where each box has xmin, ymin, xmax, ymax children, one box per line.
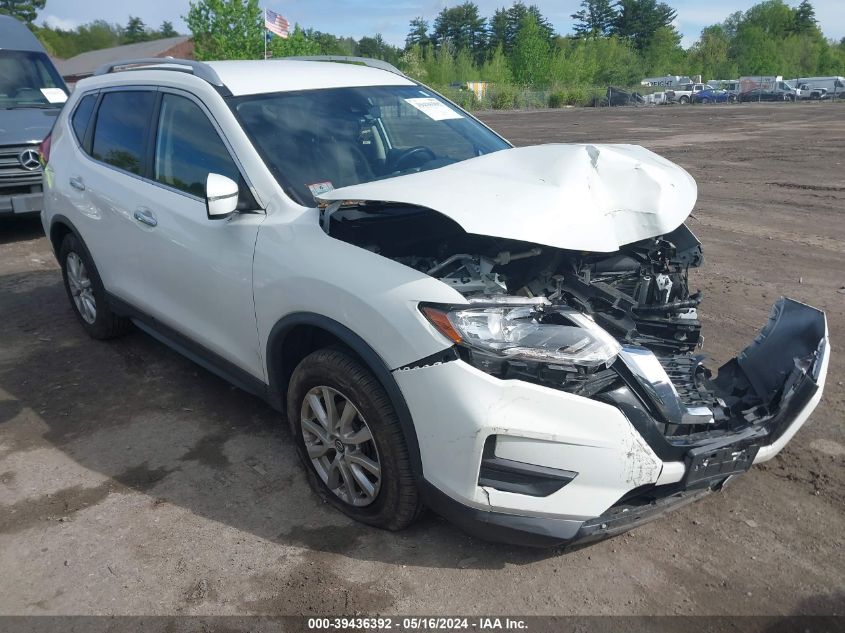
<box><xmin>4</xmin><ymin>104</ymin><xmax>61</xmax><ymax>110</ymax></box>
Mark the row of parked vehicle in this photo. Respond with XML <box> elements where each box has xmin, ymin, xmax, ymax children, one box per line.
<box><xmin>662</xmin><ymin>75</ymin><xmax>845</xmax><ymax>105</ymax></box>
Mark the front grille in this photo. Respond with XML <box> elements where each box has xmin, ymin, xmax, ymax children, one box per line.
<box><xmin>0</xmin><ymin>145</ymin><xmax>42</xmax><ymax>188</ymax></box>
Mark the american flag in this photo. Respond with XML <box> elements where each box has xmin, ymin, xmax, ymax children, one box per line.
<box><xmin>265</xmin><ymin>8</ymin><xmax>289</xmax><ymax>38</ymax></box>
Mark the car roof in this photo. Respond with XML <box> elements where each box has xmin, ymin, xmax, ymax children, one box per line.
<box><xmin>0</xmin><ymin>14</ymin><xmax>48</xmax><ymax>52</ymax></box>
<box><xmin>208</xmin><ymin>60</ymin><xmax>415</xmax><ymax>95</ymax></box>
<box><xmin>84</xmin><ymin>58</ymin><xmax>415</xmax><ymax>97</ymax></box>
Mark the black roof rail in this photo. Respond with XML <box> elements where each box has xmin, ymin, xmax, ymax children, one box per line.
<box><xmin>281</xmin><ymin>55</ymin><xmax>405</xmax><ymax>77</ymax></box>
<box><xmin>93</xmin><ymin>58</ymin><xmax>227</xmax><ymax>88</ymax></box>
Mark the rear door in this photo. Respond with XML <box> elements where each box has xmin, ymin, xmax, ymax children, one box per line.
<box><xmin>67</xmin><ymin>88</ymin><xmax>158</xmax><ymax>298</ymax></box>
<box><xmin>125</xmin><ymin>89</ymin><xmax>266</xmax><ymax>379</ymax></box>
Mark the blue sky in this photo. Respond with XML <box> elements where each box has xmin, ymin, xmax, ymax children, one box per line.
<box><xmin>39</xmin><ymin>0</ymin><xmax>845</xmax><ymax>48</ymax></box>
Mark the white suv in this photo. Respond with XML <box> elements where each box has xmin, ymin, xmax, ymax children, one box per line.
<box><xmin>42</xmin><ymin>58</ymin><xmax>829</xmax><ymax>547</ymax></box>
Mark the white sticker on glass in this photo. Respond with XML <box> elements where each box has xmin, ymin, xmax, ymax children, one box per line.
<box><xmin>404</xmin><ymin>97</ymin><xmax>463</xmax><ymax>121</ymax></box>
<box><xmin>40</xmin><ymin>88</ymin><xmax>68</xmax><ymax>104</ymax></box>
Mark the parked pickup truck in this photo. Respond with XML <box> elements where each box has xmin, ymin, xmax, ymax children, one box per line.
<box><xmin>792</xmin><ymin>76</ymin><xmax>844</xmax><ymax>100</ymax></box>
<box><xmin>665</xmin><ymin>83</ymin><xmax>714</xmax><ymax>104</ymax></box>
<box><xmin>796</xmin><ymin>84</ymin><xmax>827</xmax><ymax>100</ymax></box>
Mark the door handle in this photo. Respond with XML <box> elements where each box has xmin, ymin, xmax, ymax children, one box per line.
<box><xmin>69</xmin><ymin>176</ymin><xmax>85</xmax><ymax>191</ymax></box>
<box><xmin>133</xmin><ymin>207</ymin><xmax>158</xmax><ymax>227</ymax></box>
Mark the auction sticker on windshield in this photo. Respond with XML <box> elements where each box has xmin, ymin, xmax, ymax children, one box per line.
<box><xmin>40</xmin><ymin>88</ymin><xmax>67</xmax><ymax>104</ymax></box>
<box><xmin>404</xmin><ymin>97</ymin><xmax>463</xmax><ymax>121</ymax></box>
<box><xmin>307</xmin><ymin>181</ymin><xmax>334</xmax><ymax>197</ymax></box>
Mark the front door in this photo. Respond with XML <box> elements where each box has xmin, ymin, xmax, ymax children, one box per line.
<box><xmin>125</xmin><ymin>90</ymin><xmax>266</xmax><ymax>380</ymax></box>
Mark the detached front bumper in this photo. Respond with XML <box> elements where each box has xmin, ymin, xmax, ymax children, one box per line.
<box><xmin>396</xmin><ymin>298</ymin><xmax>829</xmax><ymax>548</ymax></box>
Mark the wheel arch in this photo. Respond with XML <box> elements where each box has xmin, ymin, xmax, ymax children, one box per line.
<box><xmin>266</xmin><ymin>312</ymin><xmax>424</xmax><ymax>481</ymax></box>
<box><xmin>48</xmin><ymin>214</ymin><xmax>82</xmax><ymax>258</ymax></box>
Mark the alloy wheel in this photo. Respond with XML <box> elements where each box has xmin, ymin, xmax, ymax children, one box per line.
<box><xmin>66</xmin><ymin>251</ymin><xmax>97</xmax><ymax>324</ymax></box>
<box><xmin>300</xmin><ymin>385</ymin><xmax>382</xmax><ymax>507</ymax></box>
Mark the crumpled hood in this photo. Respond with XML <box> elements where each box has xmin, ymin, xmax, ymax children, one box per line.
<box><xmin>319</xmin><ymin>144</ymin><xmax>698</xmax><ymax>252</ymax></box>
<box><xmin>0</xmin><ymin>108</ymin><xmax>60</xmax><ymax>146</ymax></box>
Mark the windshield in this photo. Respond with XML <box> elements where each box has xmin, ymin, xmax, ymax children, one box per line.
<box><xmin>229</xmin><ymin>85</ymin><xmax>510</xmax><ymax>206</ymax></box>
<box><xmin>0</xmin><ymin>50</ymin><xmax>67</xmax><ymax>109</ymax></box>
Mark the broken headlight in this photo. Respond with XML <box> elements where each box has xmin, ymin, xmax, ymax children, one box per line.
<box><xmin>420</xmin><ymin>302</ymin><xmax>621</xmax><ymax>373</ymax></box>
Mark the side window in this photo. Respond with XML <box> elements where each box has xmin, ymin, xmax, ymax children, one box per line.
<box><xmin>91</xmin><ymin>91</ymin><xmax>155</xmax><ymax>175</ymax></box>
<box><xmin>70</xmin><ymin>94</ymin><xmax>96</xmax><ymax>146</ymax></box>
<box><xmin>154</xmin><ymin>93</ymin><xmax>240</xmax><ymax>197</ymax></box>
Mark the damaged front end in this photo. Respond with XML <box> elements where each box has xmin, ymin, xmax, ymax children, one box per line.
<box><xmin>322</xmin><ymin>199</ymin><xmax>829</xmax><ymax>500</ymax></box>
<box><xmin>315</xmin><ymin>141</ymin><xmax>829</xmax><ymax>546</ymax></box>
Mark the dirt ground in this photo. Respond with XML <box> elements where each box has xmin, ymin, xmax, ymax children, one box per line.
<box><xmin>0</xmin><ymin>102</ymin><xmax>843</xmax><ymax>617</ymax></box>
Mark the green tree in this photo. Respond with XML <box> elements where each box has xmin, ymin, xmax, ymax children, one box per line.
<box><xmin>687</xmin><ymin>25</ymin><xmax>735</xmax><ymax>80</ymax></box>
<box><xmin>185</xmin><ymin>0</ymin><xmax>263</xmax><ymax>60</ymax></box>
<box><xmin>453</xmin><ymin>47</ymin><xmax>477</xmax><ymax>81</ymax></box>
<box><xmin>612</xmin><ymin>0</ymin><xmax>678</xmax><ymax>51</ymax></box>
<box><xmin>792</xmin><ymin>0</ymin><xmax>816</xmax><ymax>34</ymax></box>
<box><xmin>406</xmin><ymin>17</ymin><xmax>429</xmax><ymax>48</ymax></box>
<box><xmin>720</xmin><ymin>11</ymin><xmax>744</xmax><ymax>39</ymax></box>
<box><xmin>488</xmin><ymin>9</ymin><xmax>509</xmax><ymax>52</ymax></box>
<box><xmin>571</xmin><ymin>0</ymin><xmax>617</xmax><ymax>38</ymax></box>
<box><xmin>0</xmin><ymin>0</ymin><xmax>45</xmax><ymax>24</ymax></box>
<box><xmin>480</xmin><ymin>44</ymin><xmax>512</xmax><ymax>83</ymax></box>
<box><xmin>486</xmin><ymin>2</ymin><xmax>554</xmax><ymax>55</ymax></box>
<box><xmin>432</xmin><ymin>2</ymin><xmax>487</xmax><ymax>62</ymax></box>
<box><xmin>400</xmin><ymin>43</ymin><xmax>427</xmax><ymax>81</ymax></box>
<box><xmin>124</xmin><ymin>16</ymin><xmax>149</xmax><ymax>44</ymax></box>
<box><xmin>423</xmin><ymin>40</ymin><xmax>456</xmax><ymax>86</ymax></box>
<box><xmin>741</xmin><ymin>0</ymin><xmax>795</xmax><ymax>38</ymax></box>
<box><xmin>356</xmin><ymin>34</ymin><xmax>401</xmax><ymax>65</ymax></box>
<box><xmin>306</xmin><ymin>30</ymin><xmax>356</xmax><ymax>55</ymax></box>
<box><xmin>730</xmin><ymin>23</ymin><xmax>780</xmax><ymax>74</ymax></box>
<box><xmin>511</xmin><ymin>13</ymin><xmax>550</xmax><ymax>86</ymax></box>
<box><xmin>640</xmin><ymin>25</ymin><xmax>683</xmax><ymax>74</ymax></box>
<box><xmin>270</xmin><ymin>24</ymin><xmax>320</xmax><ymax>57</ymax></box>
<box><xmin>507</xmin><ymin>2</ymin><xmax>554</xmax><ymax>45</ymax></box>
<box><xmin>159</xmin><ymin>21</ymin><xmax>178</xmax><ymax>38</ymax></box>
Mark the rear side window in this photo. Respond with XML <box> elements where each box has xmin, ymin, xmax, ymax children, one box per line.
<box><xmin>91</xmin><ymin>91</ymin><xmax>155</xmax><ymax>175</ymax></box>
<box><xmin>70</xmin><ymin>94</ymin><xmax>96</xmax><ymax>145</ymax></box>
<box><xmin>153</xmin><ymin>93</ymin><xmax>240</xmax><ymax>197</ymax></box>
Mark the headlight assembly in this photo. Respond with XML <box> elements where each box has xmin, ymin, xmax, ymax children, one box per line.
<box><xmin>420</xmin><ymin>301</ymin><xmax>621</xmax><ymax>373</ymax></box>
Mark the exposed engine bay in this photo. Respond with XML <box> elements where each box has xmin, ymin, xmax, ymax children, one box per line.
<box><xmin>324</xmin><ymin>202</ymin><xmax>704</xmax><ymax>353</ymax></box>
<box><xmin>323</xmin><ymin>202</ymin><xmax>827</xmax><ymax>460</ymax></box>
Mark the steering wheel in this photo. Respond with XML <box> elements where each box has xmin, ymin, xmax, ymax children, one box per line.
<box><xmin>390</xmin><ymin>146</ymin><xmax>437</xmax><ymax>172</ymax></box>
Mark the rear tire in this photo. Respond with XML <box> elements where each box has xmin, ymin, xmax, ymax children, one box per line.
<box><xmin>287</xmin><ymin>348</ymin><xmax>422</xmax><ymax>530</ymax></box>
<box><xmin>679</xmin><ymin>96</ymin><xmax>689</xmax><ymax>104</ymax></box>
<box><xmin>59</xmin><ymin>234</ymin><xmax>132</xmax><ymax>339</ymax></box>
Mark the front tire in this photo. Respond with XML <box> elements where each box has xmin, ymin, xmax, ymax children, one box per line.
<box><xmin>59</xmin><ymin>234</ymin><xmax>131</xmax><ymax>339</ymax></box>
<box><xmin>287</xmin><ymin>348</ymin><xmax>421</xmax><ymax>530</ymax></box>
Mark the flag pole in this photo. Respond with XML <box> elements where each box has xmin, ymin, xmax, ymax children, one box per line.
<box><xmin>263</xmin><ymin>8</ymin><xmax>268</xmax><ymax>59</ymax></box>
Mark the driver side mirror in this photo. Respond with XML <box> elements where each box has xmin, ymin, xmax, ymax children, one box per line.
<box><xmin>206</xmin><ymin>173</ymin><xmax>239</xmax><ymax>219</ymax></box>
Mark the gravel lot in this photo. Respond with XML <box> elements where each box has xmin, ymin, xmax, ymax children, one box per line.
<box><xmin>0</xmin><ymin>102</ymin><xmax>843</xmax><ymax>617</ymax></box>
